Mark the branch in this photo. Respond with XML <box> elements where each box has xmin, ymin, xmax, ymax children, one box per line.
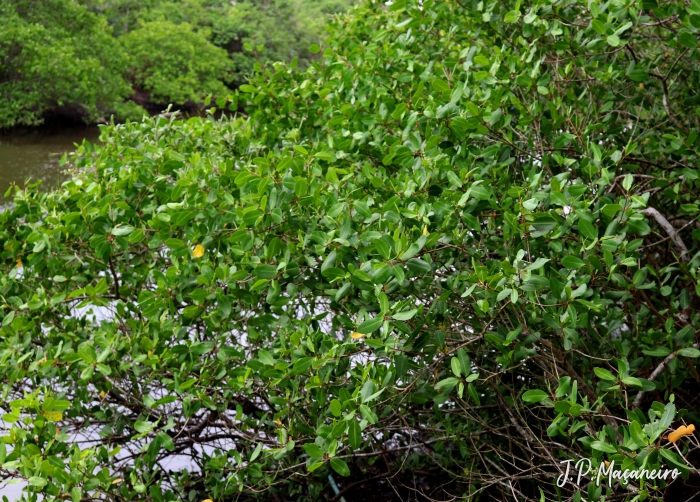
<box><xmin>642</xmin><ymin>207</ymin><xmax>689</xmax><ymax>262</ymax></box>
<box><xmin>660</xmin><ymin>78</ymin><xmax>689</xmax><ymax>137</ymax></box>
<box><xmin>540</xmin><ymin>338</ymin><xmax>620</xmax><ymax>430</ymax></box>
<box><xmin>632</xmin><ymin>343</ymin><xmax>699</xmax><ymax>408</ymax></box>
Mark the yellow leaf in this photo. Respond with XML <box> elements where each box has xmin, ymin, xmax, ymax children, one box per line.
<box><xmin>16</xmin><ymin>258</ymin><xmax>22</xmax><ymax>267</ymax></box>
<box><xmin>669</xmin><ymin>424</ymin><xmax>695</xmax><ymax>443</ymax></box>
<box><xmin>423</xmin><ymin>225</ymin><xmax>428</xmax><ymax>235</ymax></box>
<box><xmin>100</xmin><ymin>390</ymin><xmax>106</xmax><ymax>398</ymax></box>
<box><xmin>112</xmin><ymin>478</ymin><xmax>123</xmax><ymax>484</ymax></box>
<box><xmin>193</xmin><ymin>244</ymin><xmax>205</xmax><ymax>258</ymax></box>
<box><xmin>668</xmin><ymin>426</ymin><xmax>687</xmax><ymax>442</ymax></box>
<box><xmin>350</xmin><ymin>332</ymin><xmax>366</xmax><ymax>339</ymax></box>
<box><xmin>44</xmin><ymin>411</ymin><xmax>62</xmax><ymax>422</ymax></box>
<box><xmin>202</xmin><ymin>499</ymin><xmax>214</xmax><ymax>502</ymax></box>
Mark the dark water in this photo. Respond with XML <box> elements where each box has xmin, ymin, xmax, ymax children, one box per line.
<box><xmin>0</xmin><ymin>124</ymin><xmax>100</xmax><ymax>200</ymax></box>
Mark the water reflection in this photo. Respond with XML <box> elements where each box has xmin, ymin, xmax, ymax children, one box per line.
<box><xmin>0</xmin><ymin>124</ymin><xmax>100</xmax><ymax>200</ymax></box>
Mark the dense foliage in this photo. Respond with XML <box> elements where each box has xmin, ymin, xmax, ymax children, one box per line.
<box><xmin>0</xmin><ymin>0</ymin><xmax>354</xmax><ymax>129</ymax></box>
<box><xmin>2</xmin><ymin>0</ymin><xmax>700</xmax><ymax>501</ymax></box>
<box><xmin>0</xmin><ymin>0</ymin><xmax>134</xmax><ymax>128</ymax></box>
<box><xmin>120</xmin><ymin>21</ymin><xmax>231</xmax><ymax>105</ymax></box>
<box><xmin>101</xmin><ymin>0</ymin><xmax>356</xmax><ymax>85</ymax></box>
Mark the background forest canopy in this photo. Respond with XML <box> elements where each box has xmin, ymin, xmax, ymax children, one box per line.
<box><xmin>0</xmin><ymin>0</ymin><xmax>355</xmax><ymax>129</ymax></box>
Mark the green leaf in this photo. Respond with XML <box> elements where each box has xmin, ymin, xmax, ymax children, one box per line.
<box><xmin>606</xmin><ymin>34</ymin><xmax>621</xmax><ymax>46</ymax></box>
<box><xmin>446</xmin><ymin>171</ymin><xmax>463</xmax><ymax>188</ymax></box>
<box><xmin>28</xmin><ymin>476</ymin><xmax>47</xmax><ymax>487</ymax></box>
<box><xmin>591</xmin><ymin>441</ymin><xmax>618</xmax><ymax>453</ymax></box>
<box><xmin>134</xmin><ymin>421</ymin><xmax>153</xmax><ymax>433</ymax></box>
<box><xmin>594</xmin><ymin>367</ymin><xmax>617</xmax><ymax>381</ymax></box>
<box><xmin>347</xmin><ymin>418</ymin><xmax>362</xmax><ymax>449</ymax></box>
<box><xmin>434</xmin><ymin>377</ymin><xmax>459</xmax><ymax>391</ymax></box>
<box><xmin>578</xmin><ymin>218</ymin><xmax>597</xmax><ymax>240</ymax></box>
<box><xmin>357</xmin><ymin>316</ymin><xmax>383</xmax><ymax>334</ymax></box>
<box><xmin>158</xmin><ymin>432</ymin><xmax>175</xmax><ymax>451</ymax></box>
<box><xmin>561</xmin><ymin>256</ymin><xmax>585</xmax><ymax>269</ymax></box>
<box><xmin>295</xmin><ymin>178</ymin><xmax>308</xmax><ymax>197</ymax></box>
<box><xmin>164</xmin><ymin>238</ymin><xmax>187</xmax><ymax>250</ymax></box>
<box><xmin>621</xmin><ymin>376</ymin><xmax>643</xmax><ymax>387</ymax></box>
<box><xmin>601</xmin><ymin>204</ymin><xmax>622</xmax><ymax>217</ymax></box>
<box><xmin>451</xmin><ymin>357</ymin><xmax>461</xmax><ymax>377</ymax></box>
<box><xmin>330</xmin><ymin>399</ymin><xmax>342</xmax><ymax>417</ymax></box>
<box><xmin>504</xmin><ymin>10</ymin><xmax>521</xmax><ymax>23</ymax></box>
<box><xmin>258</xmin><ymin>349</ymin><xmax>276</xmax><ymax>366</ymax></box>
<box><xmin>399</xmin><ymin>243</ymin><xmax>421</xmax><ymax>260</ymax></box>
<box><xmin>360</xmin><ymin>380</ymin><xmax>375</xmax><ymax>403</ymax></box>
<box><xmin>292</xmin><ymin>357</ymin><xmax>314</xmax><ymax>374</ymax></box>
<box><xmin>2</xmin><ymin>311</ymin><xmax>15</xmax><ymax>327</ymax></box>
<box><xmin>111</xmin><ymin>225</ymin><xmax>135</xmax><ymax>236</ymax></box>
<box><xmin>622</xmin><ymin>173</ymin><xmax>634</xmax><ymax>191</ymax></box>
<box><xmin>643</xmin><ymin>347</ymin><xmax>671</xmax><ymax>357</ymax></box>
<box><xmin>659</xmin><ymin>448</ymin><xmax>688</xmax><ymax>470</ymax></box>
<box><xmin>630</xmin><ymin>420</ymin><xmax>648</xmax><ymax>447</ymax></box>
<box><xmin>250</xmin><ymin>442</ymin><xmax>263</xmax><ymax>461</ymax></box>
<box><xmin>659</xmin><ymin>402</ymin><xmax>676</xmax><ymax>432</ymax></box>
<box><xmin>677</xmin><ymin>347</ymin><xmax>700</xmax><ymax>357</ymax></box>
<box><xmin>521</xmin><ymin>390</ymin><xmax>549</xmax><ymax>403</ymax></box>
<box><xmin>96</xmin><ymin>363</ymin><xmax>111</xmax><ymax>375</ymax></box>
<box><xmin>179</xmin><ymin>378</ymin><xmax>197</xmax><ymax>390</ymax></box>
<box><xmin>678</xmin><ymin>30</ymin><xmax>698</xmax><ymax>48</ymax></box>
<box><xmin>497</xmin><ymin>288</ymin><xmax>512</xmax><ymax>302</ymax></box>
<box><xmin>392</xmin><ymin>309</ymin><xmax>417</xmax><ymax>321</ymax></box>
<box><xmin>457</xmin><ymin>349</ymin><xmax>471</xmax><ymax>376</ymax></box>
<box><xmin>525</xmin><ymin>258</ymin><xmax>550</xmax><ymax>271</ymax></box>
<box><xmin>330</xmin><ymin>457</ymin><xmax>350</xmax><ymax>476</ymax></box>
<box><xmin>406</xmin><ymin>258</ymin><xmax>432</xmax><ymax>274</ymax></box>
<box><xmin>531</xmin><ymin>215</ymin><xmax>557</xmax><ymax>233</ymax></box>
<box><xmin>254</xmin><ymin>265</ymin><xmax>277</xmax><ymax>279</ymax></box>
<box><xmin>359</xmin><ymin>404</ymin><xmax>376</xmax><ymax>424</ymax></box>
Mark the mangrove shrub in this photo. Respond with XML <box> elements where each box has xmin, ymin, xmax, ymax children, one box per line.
<box><xmin>1</xmin><ymin>0</ymin><xmax>700</xmax><ymax>500</ymax></box>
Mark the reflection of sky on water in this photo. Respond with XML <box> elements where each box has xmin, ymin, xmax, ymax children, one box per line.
<box><xmin>0</xmin><ymin>300</ymin><xmax>204</xmax><ymax>501</ymax></box>
<box><xmin>0</xmin><ymin>243</ymin><xmax>426</xmax><ymax>500</ymax></box>
<box><xmin>1</xmin><ymin>291</ymin><xmax>263</xmax><ymax>501</ymax></box>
